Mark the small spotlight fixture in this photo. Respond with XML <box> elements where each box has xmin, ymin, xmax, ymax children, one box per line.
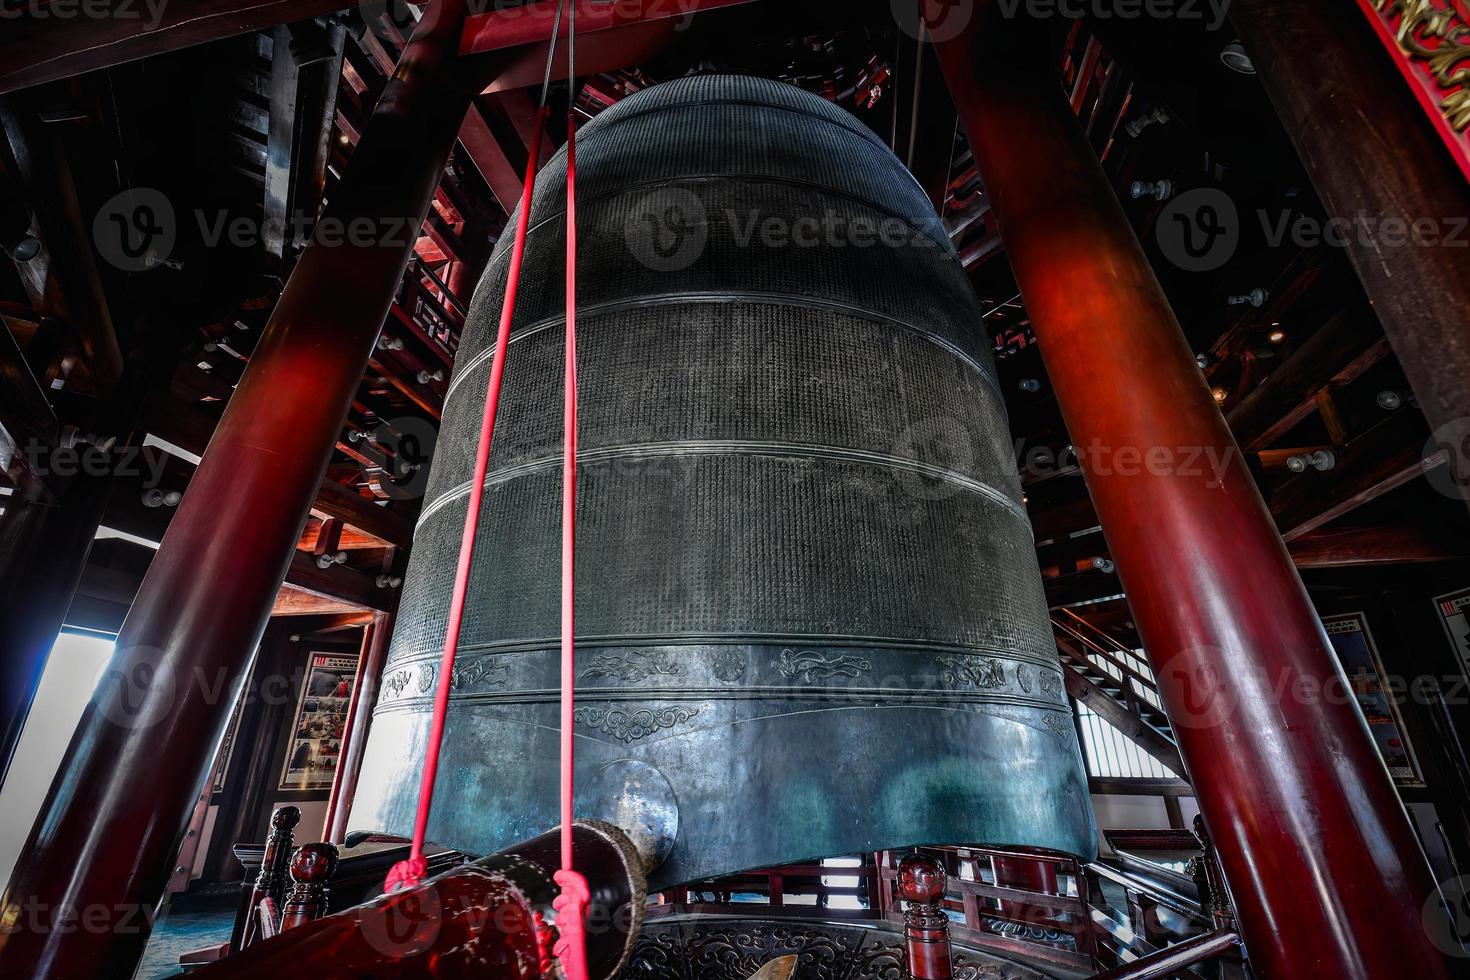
<box><xmin>1267</xmin><ymin>328</ymin><xmax>1287</xmax><ymax>344</ymax></box>
<box><xmin>1377</xmin><ymin>390</ymin><xmax>1404</xmax><ymax>411</ymax></box>
<box><xmin>1220</xmin><ymin>41</ymin><xmax>1256</xmax><ymax>75</ymax></box>
<box><xmin>5</xmin><ymin>234</ymin><xmax>41</xmax><ymax>262</ymax></box>
<box><xmin>1212</xmin><ymin>386</ymin><xmax>1230</xmax><ymax>403</ymax></box>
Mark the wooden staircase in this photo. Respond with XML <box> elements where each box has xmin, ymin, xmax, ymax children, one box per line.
<box><xmin>1052</xmin><ymin>610</ymin><xmax>1187</xmax><ymax>779</ymax></box>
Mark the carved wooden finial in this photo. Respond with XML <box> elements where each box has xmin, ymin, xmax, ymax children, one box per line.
<box><xmin>280</xmin><ymin>842</ymin><xmax>340</xmax><ymax>931</ymax></box>
<box><xmin>897</xmin><ymin>854</ymin><xmax>952</xmax><ymax>980</ymax></box>
<box><xmin>271</xmin><ymin>805</ymin><xmax>303</xmax><ymax>832</ymax></box>
<box><xmin>897</xmin><ymin>853</ymin><xmax>948</xmax><ymax>905</ymax></box>
<box><xmin>237</xmin><ymin>806</ymin><xmax>304</xmax><ymax>951</ymax></box>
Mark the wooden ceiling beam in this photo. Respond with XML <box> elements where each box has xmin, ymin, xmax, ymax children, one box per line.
<box><xmin>310</xmin><ymin>475</ymin><xmax>413</xmax><ymax>550</ymax></box>
<box><xmin>1287</xmin><ymin>525</ymin><xmax>1467</xmax><ymax>568</ymax></box>
<box><xmin>458</xmin><ymin>102</ymin><xmax>525</xmax><ymax>216</ymax></box>
<box><xmin>1272</xmin><ymin>411</ymin><xmax>1443</xmax><ymax>542</ymax></box>
<box><xmin>285</xmin><ymin>550</ymin><xmax>390</xmax><ymax>611</ymax></box>
<box><xmin>0</xmin><ymin>94</ymin><xmax>123</xmax><ymax>390</ymax></box>
<box><xmin>272</xmin><ymin>583</ymin><xmax>365</xmax><ymax>616</ymax></box>
<box><xmin>1226</xmin><ymin>309</ymin><xmax>1391</xmax><ymax>452</ymax></box>
<box><xmin>460</xmin><ymin>0</ymin><xmax>757</xmax><ymax>56</ymax></box>
<box><xmin>0</xmin><ymin>0</ymin><xmax>357</xmax><ymax>96</ymax></box>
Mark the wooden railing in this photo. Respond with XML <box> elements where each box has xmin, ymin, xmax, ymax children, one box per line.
<box><xmin>656</xmin><ymin>842</ymin><xmax>1249</xmax><ymax>978</ymax></box>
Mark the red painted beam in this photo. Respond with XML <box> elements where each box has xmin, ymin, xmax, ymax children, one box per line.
<box><xmin>459</xmin><ymin>0</ymin><xmax>756</xmax><ymax>56</ymax></box>
<box><xmin>927</xmin><ymin>4</ymin><xmax>1454</xmax><ymax>979</ymax></box>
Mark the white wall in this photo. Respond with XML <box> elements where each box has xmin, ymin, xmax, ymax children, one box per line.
<box><xmin>1090</xmin><ymin>793</ymin><xmax>1198</xmax><ymax>855</ymax></box>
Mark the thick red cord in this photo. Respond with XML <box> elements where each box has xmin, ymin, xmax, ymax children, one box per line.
<box><xmin>385</xmin><ymin>111</ymin><xmax>550</xmax><ymax>897</ymax></box>
<box><xmin>550</xmin><ymin>109</ymin><xmax>591</xmax><ymax>980</ymax></box>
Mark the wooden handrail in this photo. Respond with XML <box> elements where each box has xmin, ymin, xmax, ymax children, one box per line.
<box><xmin>1058</xmin><ymin>608</ymin><xmax>1143</xmax><ymax>658</ymax></box>
<box><xmin>1054</xmin><ymin>622</ymin><xmax>1160</xmax><ymax>696</ymax></box>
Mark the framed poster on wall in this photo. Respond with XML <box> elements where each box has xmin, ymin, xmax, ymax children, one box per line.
<box><xmin>1322</xmin><ymin>612</ymin><xmax>1423</xmax><ymax>787</ymax></box>
<box><xmin>278</xmin><ymin>652</ymin><xmax>359</xmax><ymax>791</ymax></box>
<box><xmin>1434</xmin><ymin>586</ymin><xmax>1470</xmax><ymax>685</ymax></box>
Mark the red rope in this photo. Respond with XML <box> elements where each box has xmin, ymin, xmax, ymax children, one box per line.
<box><xmin>550</xmin><ymin>106</ymin><xmax>591</xmax><ymax>980</ymax></box>
<box><xmin>385</xmin><ymin>111</ymin><xmax>549</xmax><ymax>897</ymax></box>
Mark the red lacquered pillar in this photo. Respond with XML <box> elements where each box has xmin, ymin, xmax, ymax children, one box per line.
<box><xmin>0</xmin><ymin>4</ymin><xmax>480</xmax><ymax>976</ymax></box>
<box><xmin>926</xmin><ymin>5</ymin><xmax>1452</xmax><ymax>979</ymax></box>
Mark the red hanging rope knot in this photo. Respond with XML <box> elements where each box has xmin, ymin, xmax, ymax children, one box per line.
<box><xmin>384</xmin><ymin>856</ymin><xmax>429</xmax><ymax>894</ymax></box>
<box><xmin>551</xmin><ymin>868</ymin><xmax>591</xmax><ymax>980</ymax></box>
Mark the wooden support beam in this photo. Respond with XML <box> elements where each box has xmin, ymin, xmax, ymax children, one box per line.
<box><xmin>297</xmin><ymin>518</ymin><xmax>392</xmax><ymax>551</ymax></box>
<box><xmin>0</xmin><ymin>7</ymin><xmax>471</xmax><ymax>968</ymax></box>
<box><xmin>458</xmin><ymin>101</ymin><xmax>525</xmax><ymax>215</ymax></box>
<box><xmin>1286</xmin><ymin>525</ymin><xmax>1467</xmax><ymax>568</ymax></box>
<box><xmin>263</xmin><ymin>21</ymin><xmax>346</xmax><ymax>264</ymax></box>
<box><xmin>1272</xmin><ymin>412</ymin><xmax>1442</xmax><ymax>541</ymax></box>
<box><xmin>459</xmin><ymin>0</ymin><xmax>757</xmax><ymax>55</ymax></box>
<box><xmin>0</xmin><ymin>93</ymin><xmax>123</xmax><ymax>389</ymax></box>
<box><xmin>264</xmin><ymin>26</ymin><xmax>304</xmax><ymax>263</ymax></box>
<box><xmin>0</xmin><ymin>0</ymin><xmax>356</xmax><ymax>96</ymax></box>
<box><xmin>309</xmin><ymin>478</ymin><xmax>412</xmax><ymax>549</ymax></box>
<box><xmin>1233</xmin><ymin>0</ymin><xmax>1470</xmax><ymax>515</ymax></box>
<box><xmin>1226</xmin><ymin>309</ymin><xmax>1390</xmax><ymax>451</ymax></box>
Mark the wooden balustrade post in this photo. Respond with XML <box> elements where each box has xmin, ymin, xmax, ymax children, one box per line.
<box><xmin>279</xmin><ymin>843</ymin><xmax>340</xmax><ymax>931</ymax></box>
<box><xmin>898</xmin><ymin>854</ymin><xmax>952</xmax><ymax>980</ymax></box>
<box><xmin>1189</xmin><ymin>815</ymin><xmax>1236</xmax><ymax>933</ymax></box>
<box><xmin>235</xmin><ymin>805</ymin><xmax>300</xmax><ymax>952</ymax></box>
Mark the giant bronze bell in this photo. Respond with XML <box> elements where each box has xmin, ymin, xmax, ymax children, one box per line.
<box><xmin>351</xmin><ymin>76</ymin><xmax>1097</xmax><ymax>885</ymax></box>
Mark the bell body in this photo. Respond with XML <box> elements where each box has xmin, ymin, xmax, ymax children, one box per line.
<box><xmin>351</xmin><ymin>75</ymin><xmax>1097</xmax><ymax>885</ymax></box>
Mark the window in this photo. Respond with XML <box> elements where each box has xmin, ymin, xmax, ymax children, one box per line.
<box><xmin>1074</xmin><ymin>703</ymin><xmax>1178</xmax><ymax>780</ymax></box>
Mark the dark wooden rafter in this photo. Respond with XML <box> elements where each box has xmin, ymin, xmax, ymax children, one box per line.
<box><xmin>1226</xmin><ymin>308</ymin><xmax>1392</xmax><ymax>452</ymax></box>
<box><xmin>0</xmin><ymin>313</ymin><xmax>59</xmax><ymax>496</ymax></box>
<box><xmin>264</xmin><ymin>21</ymin><xmax>347</xmax><ymax>262</ymax></box>
<box><xmin>1272</xmin><ymin>410</ymin><xmax>1444</xmax><ymax>542</ymax></box>
<box><xmin>0</xmin><ymin>93</ymin><xmax>124</xmax><ymax>390</ymax></box>
<box><xmin>0</xmin><ymin>0</ymin><xmax>356</xmax><ymax>96</ymax></box>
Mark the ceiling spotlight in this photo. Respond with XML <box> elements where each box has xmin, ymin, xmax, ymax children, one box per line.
<box><xmin>4</xmin><ymin>234</ymin><xmax>41</xmax><ymax>262</ymax></box>
<box><xmin>1220</xmin><ymin>41</ymin><xmax>1256</xmax><ymax>75</ymax></box>
<box><xmin>1267</xmin><ymin>328</ymin><xmax>1287</xmax><ymax>344</ymax></box>
<box><xmin>1212</xmin><ymin>386</ymin><xmax>1230</xmax><ymax>403</ymax></box>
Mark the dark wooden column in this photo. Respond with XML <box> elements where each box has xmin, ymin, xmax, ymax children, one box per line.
<box><xmin>1230</xmin><ymin>0</ymin><xmax>1470</xmax><ymax>480</ymax></box>
<box><xmin>0</xmin><ymin>4</ymin><xmax>479</xmax><ymax>976</ymax></box>
<box><xmin>927</xmin><ymin>5</ymin><xmax>1453</xmax><ymax>978</ymax></box>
